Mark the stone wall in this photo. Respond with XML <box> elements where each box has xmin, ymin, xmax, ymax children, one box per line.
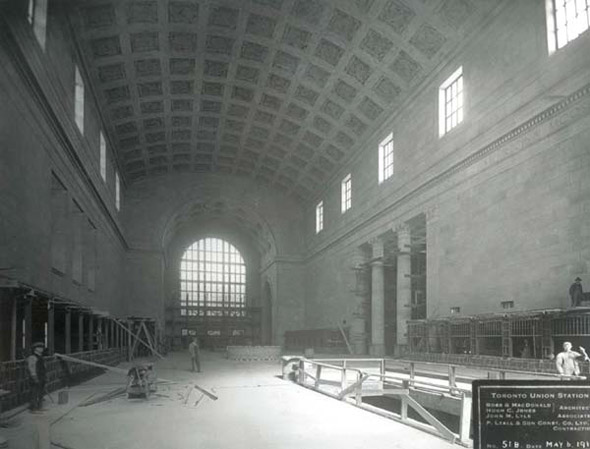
<box><xmin>0</xmin><ymin>9</ymin><xmax>127</xmax><ymax>315</ymax></box>
<box><xmin>122</xmin><ymin>173</ymin><xmax>307</xmax><ymax>343</ymax></box>
<box><xmin>301</xmin><ymin>1</ymin><xmax>590</xmax><ymax>333</ymax></box>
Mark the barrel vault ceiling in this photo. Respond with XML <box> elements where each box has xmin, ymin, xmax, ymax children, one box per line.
<box><xmin>69</xmin><ymin>0</ymin><xmax>497</xmax><ymax>199</ymax></box>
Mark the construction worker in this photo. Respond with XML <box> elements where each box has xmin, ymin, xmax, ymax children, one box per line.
<box><xmin>27</xmin><ymin>342</ymin><xmax>46</xmax><ymax>412</ymax></box>
<box><xmin>189</xmin><ymin>336</ymin><xmax>201</xmax><ymax>373</ymax></box>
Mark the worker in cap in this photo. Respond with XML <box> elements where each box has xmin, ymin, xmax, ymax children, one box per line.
<box><xmin>27</xmin><ymin>342</ymin><xmax>46</xmax><ymax>412</ymax></box>
<box><xmin>569</xmin><ymin>277</ymin><xmax>584</xmax><ymax>308</ymax></box>
<box><xmin>189</xmin><ymin>336</ymin><xmax>201</xmax><ymax>373</ymax></box>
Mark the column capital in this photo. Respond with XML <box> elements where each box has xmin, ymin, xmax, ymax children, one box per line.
<box><xmin>368</xmin><ymin>235</ymin><xmax>386</xmax><ymax>259</ymax></box>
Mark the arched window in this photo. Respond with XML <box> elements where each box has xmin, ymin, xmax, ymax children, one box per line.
<box><xmin>179</xmin><ymin>238</ymin><xmax>246</xmax><ymax>316</ymax></box>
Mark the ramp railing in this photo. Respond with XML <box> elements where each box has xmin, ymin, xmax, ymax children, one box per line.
<box><xmin>297</xmin><ymin>357</ymin><xmax>469</xmax><ymax>445</ymax></box>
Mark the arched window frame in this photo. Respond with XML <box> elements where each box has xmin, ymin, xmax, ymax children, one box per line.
<box><xmin>179</xmin><ymin>238</ymin><xmax>246</xmax><ymax>317</ymax></box>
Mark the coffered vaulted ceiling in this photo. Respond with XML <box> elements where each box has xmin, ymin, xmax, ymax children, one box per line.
<box><xmin>70</xmin><ymin>0</ymin><xmax>496</xmax><ymax>199</ymax></box>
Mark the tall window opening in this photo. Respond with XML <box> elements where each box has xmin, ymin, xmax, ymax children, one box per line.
<box><xmin>27</xmin><ymin>0</ymin><xmax>47</xmax><ymax>49</ymax></box>
<box><xmin>27</xmin><ymin>0</ymin><xmax>35</xmax><ymax>24</ymax></box>
<box><xmin>115</xmin><ymin>171</ymin><xmax>120</xmax><ymax>211</ymax></box>
<box><xmin>315</xmin><ymin>201</ymin><xmax>324</xmax><ymax>233</ymax></box>
<box><xmin>341</xmin><ymin>173</ymin><xmax>352</xmax><ymax>213</ymax></box>
<box><xmin>100</xmin><ymin>132</ymin><xmax>107</xmax><ymax>181</ymax></box>
<box><xmin>74</xmin><ymin>66</ymin><xmax>85</xmax><ymax>134</ymax></box>
<box><xmin>439</xmin><ymin>66</ymin><xmax>463</xmax><ymax>137</ymax></box>
<box><xmin>549</xmin><ymin>0</ymin><xmax>590</xmax><ymax>51</ymax></box>
<box><xmin>179</xmin><ymin>238</ymin><xmax>246</xmax><ymax>316</ymax></box>
<box><xmin>378</xmin><ymin>133</ymin><xmax>394</xmax><ymax>184</ymax></box>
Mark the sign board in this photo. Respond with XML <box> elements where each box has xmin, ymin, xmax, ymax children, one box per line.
<box><xmin>473</xmin><ymin>380</ymin><xmax>590</xmax><ymax>449</ymax></box>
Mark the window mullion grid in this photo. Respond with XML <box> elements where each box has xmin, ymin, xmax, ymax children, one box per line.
<box><xmin>445</xmin><ymin>86</ymin><xmax>452</xmax><ymax>133</ymax></box>
<box><xmin>222</xmin><ymin>245</ymin><xmax>226</xmax><ymax>314</ymax></box>
<box><xmin>179</xmin><ymin>239</ymin><xmax>246</xmax><ymax>319</ymax></box>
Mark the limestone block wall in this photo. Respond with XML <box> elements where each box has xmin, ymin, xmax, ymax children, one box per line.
<box><xmin>302</xmin><ymin>0</ymin><xmax>590</xmax><ymax>326</ymax></box>
<box><xmin>305</xmin><ymin>246</ymin><xmax>358</xmax><ymax>330</ymax></box>
<box><xmin>272</xmin><ymin>261</ymin><xmax>306</xmax><ymax>345</ymax></box>
<box><xmin>0</xmin><ymin>7</ymin><xmax>126</xmax><ymax>315</ymax></box>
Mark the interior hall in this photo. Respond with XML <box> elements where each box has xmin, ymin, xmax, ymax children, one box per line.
<box><xmin>1</xmin><ymin>0</ymin><xmax>590</xmax><ymax>448</ymax></box>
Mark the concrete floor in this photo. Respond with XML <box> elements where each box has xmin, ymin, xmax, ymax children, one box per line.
<box><xmin>1</xmin><ymin>351</ymin><xmax>458</xmax><ymax>449</ymax></box>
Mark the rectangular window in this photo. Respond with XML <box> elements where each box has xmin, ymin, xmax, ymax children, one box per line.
<box><xmin>438</xmin><ymin>66</ymin><xmax>463</xmax><ymax>137</ymax></box>
<box><xmin>378</xmin><ymin>133</ymin><xmax>394</xmax><ymax>184</ymax></box>
<box><xmin>74</xmin><ymin>66</ymin><xmax>85</xmax><ymax>134</ymax></box>
<box><xmin>450</xmin><ymin>307</ymin><xmax>461</xmax><ymax>314</ymax></box>
<box><xmin>341</xmin><ymin>173</ymin><xmax>351</xmax><ymax>213</ymax></box>
<box><xmin>100</xmin><ymin>132</ymin><xmax>107</xmax><ymax>181</ymax></box>
<box><xmin>115</xmin><ymin>171</ymin><xmax>120</xmax><ymax>211</ymax></box>
<box><xmin>315</xmin><ymin>201</ymin><xmax>324</xmax><ymax>233</ymax></box>
<box><xmin>549</xmin><ymin>0</ymin><xmax>590</xmax><ymax>51</ymax></box>
<box><xmin>501</xmin><ymin>300</ymin><xmax>515</xmax><ymax>309</ymax></box>
<box><xmin>27</xmin><ymin>0</ymin><xmax>34</xmax><ymax>24</ymax></box>
<box><xmin>27</xmin><ymin>0</ymin><xmax>47</xmax><ymax>49</ymax></box>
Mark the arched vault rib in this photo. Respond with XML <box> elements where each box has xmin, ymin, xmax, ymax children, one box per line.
<box><xmin>161</xmin><ymin>196</ymin><xmax>278</xmax><ymax>263</ymax></box>
<box><xmin>68</xmin><ymin>0</ymin><xmax>498</xmax><ymax>199</ymax></box>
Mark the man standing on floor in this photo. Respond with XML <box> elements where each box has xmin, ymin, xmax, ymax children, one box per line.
<box><xmin>27</xmin><ymin>342</ymin><xmax>46</xmax><ymax>412</ymax></box>
<box><xmin>189</xmin><ymin>336</ymin><xmax>201</xmax><ymax>373</ymax></box>
<box><xmin>555</xmin><ymin>341</ymin><xmax>589</xmax><ymax>376</ymax></box>
<box><xmin>569</xmin><ymin>277</ymin><xmax>584</xmax><ymax>307</ymax></box>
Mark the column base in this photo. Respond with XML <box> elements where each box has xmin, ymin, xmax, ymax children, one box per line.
<box><xmin>369</xmin><ymin>344</ymin><xmax>385</xmax><ymax>357</ymax></box>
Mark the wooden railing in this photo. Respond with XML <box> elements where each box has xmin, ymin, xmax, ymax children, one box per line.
<box><xmin>297</xmin><ymin>357</ymin><xmax>468</xmax><ymax>445</ymax></box>
<box><xmin>388</xmin><ymin>359</ymin><xmax>585</xmax><ymax>389</ymax></box>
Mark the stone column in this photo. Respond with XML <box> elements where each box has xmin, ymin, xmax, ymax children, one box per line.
<box><xmin>47</xmin><ymin>301</ymin><xmax>55</xmax><ymax>354</ymax></box>
<box><xmin>350</xmin><ymin>245</ymin><xmax>369</xmax><ymax>355</ymax></box>
<box><xmin>87</xmin><ymin>315</ymin><xmax>94</xmax><ymax>351</ymax></box>
<box><xmin>78</xmin><ymin>313</ymin><xmax>84</xmax><ymax>352</ymax></box>
<box><xmin>65</xmin><ymin>308</ymin><xmax>71</xmax><ymax>354</ymax></box>
<box><xmin>105</xmin><ymin>319</ymin><xmax>110</xmax><ymax>349</ymax></box>
<box><xmin>10</xmin><ymin>296</ymin><xmax>17</xmax><ymax>360</ymax></box>
<box><xmin>369</xmin><ymin>237</ymin><xmax>386</xmax><ymax>356</ymax></box>
<box><xmin>24</xmin><ymin>298</ymin><xmax>32</xmax><ymax>352</ymax></box>
<box><xmin>396</xmin><ymin>223</ymin><xmax>412</xmax><ymax>355</ymax></box>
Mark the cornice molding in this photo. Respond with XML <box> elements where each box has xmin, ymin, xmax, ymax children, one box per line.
<box><xmin>306</xmin><ymin>81</ymin><xmax>590</xmax><ymax>262</ymax></box>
